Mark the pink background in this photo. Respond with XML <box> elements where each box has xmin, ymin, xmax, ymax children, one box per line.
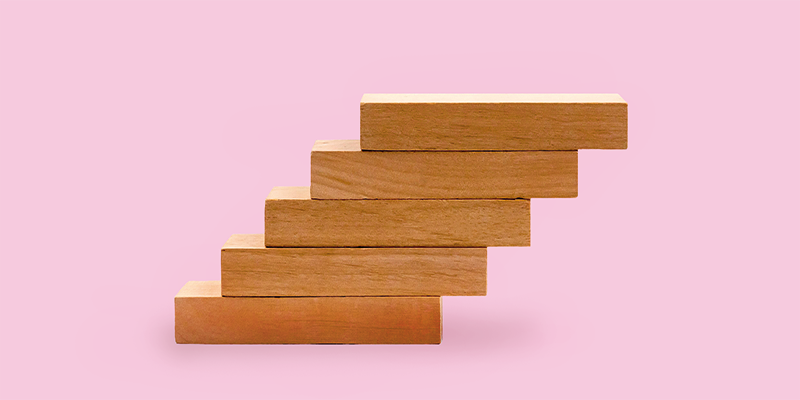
<box><xmin>1</xmin><ymin>1</ymin><xmax>798</xmax><ymax>399</ymax></box>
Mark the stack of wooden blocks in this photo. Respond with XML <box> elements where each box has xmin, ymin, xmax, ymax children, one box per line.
<box><xmin>174</xmin><ymin>93</ymin><xmax>628</xmax><ymax>345</ymax></box>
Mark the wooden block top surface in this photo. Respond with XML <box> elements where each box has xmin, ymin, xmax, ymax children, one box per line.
<box><xmin>361</xmin><ymin>93</ymin><xmax>626</xmax><ymax>104</ymax></box>
<box><xmin>267</xmin><ymin>186</ymin><xmax>310</xmax><ymax>200</ymax></box>
<box><xmin>176</xmin><ymin>280</ymin><xmax>221</xmax><ymax>298</ymax></box>
<box><xmin>223</xmin><ymin>233</ymin><xmax>265</xmax><ymax>249</ymax></box>
<box><xmin>312</xmin><ymin>139</ymin><xmax>361</xmax><ymax>152</ymax></box>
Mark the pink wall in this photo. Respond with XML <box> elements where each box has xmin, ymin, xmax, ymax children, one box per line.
<box><xmin>0</xmin><ymin>1</ymin><xmax>798</xmax><ymax>399</ymax></box>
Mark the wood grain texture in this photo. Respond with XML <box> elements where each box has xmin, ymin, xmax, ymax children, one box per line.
<box><xmin>264</xmin><ymin>186</ymin><xmax>530</xmax><ymax>247</ymax></box>
<box><xmin>175</xmin><ymin>281</ymin><xmax>442</xmax><ymax>344</ymax></box>
<box><xmin>360</xmin><ymin>93</ymin><xmax>627</xmax><ymax>150</ymax></box>
<box><xmin>310</xmin><ymin>139</ymin><xmax>577</xmax><ymax>199</ymax></box>
<box><xmin>221</xmin><ymin>234</ymin><xmax>487</xmax><ymax>296</ymax></box>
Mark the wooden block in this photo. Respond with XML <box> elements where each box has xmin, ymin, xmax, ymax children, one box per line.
<box><xmin>360</xmin><ymin>93</ymin><xmax>627</xmax><ymax>150</ymax></box>
<box><xmin>264</xmin><ymin>186</ymin><xmax>530</xmax><ymax>247</ymax></box>
<box><xmin>311</xmin><ymin>139</ymin><xmax>577</xmax><ymax>199</ymax></box>
<box><xmin>175</xmin><ymin>281</ymin><xmax>441</xmax><ymax>344</ymax></box>
<box><xmin>222</xmin><ymin>234</ymin><xmax>487</xmax><ymax>296</ymax></box>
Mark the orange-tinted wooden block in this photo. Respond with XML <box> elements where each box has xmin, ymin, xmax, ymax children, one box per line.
<box><xmin>310</xmin><ymin>139</ymin><xmax>578</xmax><ymax>199</ymax></box>
<box><xmin>360</xmin><ymin>93</ymin><xmax>627</xmax><ymax>150</ymax></box>
<box><xmin>221</xmin><ymin>234</ymin><xmax>487</xmax><ymax>297</ymax></box>
<box><xmin>264</xmin><ymin>186</ymin><xmax>530</xmax><ymax>247</ymax></box>
<box><xmin>175</xmin><ymin>281</ymin><xmax>442</xmax><ymax>344</ymax></box>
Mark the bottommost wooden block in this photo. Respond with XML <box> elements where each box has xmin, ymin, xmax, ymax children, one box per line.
<box><xmin>174</xmin><ymin>281</ymin><xmax>442</xmax><ymax>344</ymax></box>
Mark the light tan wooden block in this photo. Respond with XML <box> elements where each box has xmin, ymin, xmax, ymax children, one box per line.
<box><xmin>222</xmin><ymin>234</ymin><xmax>487</xmax><ymax>296</ymax></box>
<box><xmin>310</xmin><ymin>139</ymin><xmax>577</xmax><ymax>199</ymax></box>
<box><xmin>264</xmin><ymin>186</ymin><xmax>530</xmax><ymax>247</ymax></box>
<box><xmin>360</xmin><ymin>93</ymin><xmax>627</xmax><ymax>150</ymax></box>
<box><xmin>175</xmin><ymin>281</ymin><xmax>442</xmax><ymax>344</ymax></box>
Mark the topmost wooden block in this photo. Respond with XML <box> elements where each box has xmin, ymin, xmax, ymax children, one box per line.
<box><xmin>360</xmin><ymin>94</ymin><xmax>627</xmax><ymax>151</ymax></box>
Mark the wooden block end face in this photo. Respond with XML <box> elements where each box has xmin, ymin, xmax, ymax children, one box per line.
<box><xmin>175</xmin><ymin>281</ymin><xmax>442</xmax><ymax>344</ymax></box>
<box><xmin>620</xmin><ymin>102</ymin><xmax>629</xmax><ymax>149</ymax></box>
<box><xmin>580</xmin><ymin>102</ymin><xmax>627</xmax><ymax>150</ymax></box>
<box><xmin>221</xmin><ymin>242</ymin><xmax>487</xmax><ymax>297</ymax></box>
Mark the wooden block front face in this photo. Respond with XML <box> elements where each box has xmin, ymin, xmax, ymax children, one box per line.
<box><xmin>175</xmin><ymin>281</ymin><xmax>442</xmax><ymax>344</ymax></box>
<box><xmin>360</xmin><ymin>93</ymin><xmax>627</xmax><ymax>150</ymax></box>
<box><xmin>264</xmin><ymin>187</ymin><xmax>530</xmax><ymax>247</ymax></box>
<box><xmin>221</xmin><ymin>234</ymin><xmax>487</xmax><ymax>296</ymax></box>
<box><xmin>311</xmin><ymin>140</ymin><xmax>577</xmax><ymax>199</ymax></box>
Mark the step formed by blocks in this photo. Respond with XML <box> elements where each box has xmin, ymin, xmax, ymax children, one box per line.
<box><xmin>264</xmin><ymin>186</ymin><xmax>530</xmax><ymax>247</ymax></box>
<box><xmin>222</xmin><ymin>234</ymin><xmax>487</xmax><ymax>296</ymax></box>
<box><xmin>175</xmin><ymin>93</ymin><xmax>627</xmax><ymax>346</ymax></box>
<box><xmin>310</xmin><ymin>140</ymin><xmax>578</xmax><ymax>199</ymax></box>
<box><xmin>360</xmin><ymin>93</ymin><xmax>627</xmax><ymax>150</ymax></box>
<box><xmin>175</xmin><ymin>281</ymin><xmax>442</xmax><ymax>344</ymax></box>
